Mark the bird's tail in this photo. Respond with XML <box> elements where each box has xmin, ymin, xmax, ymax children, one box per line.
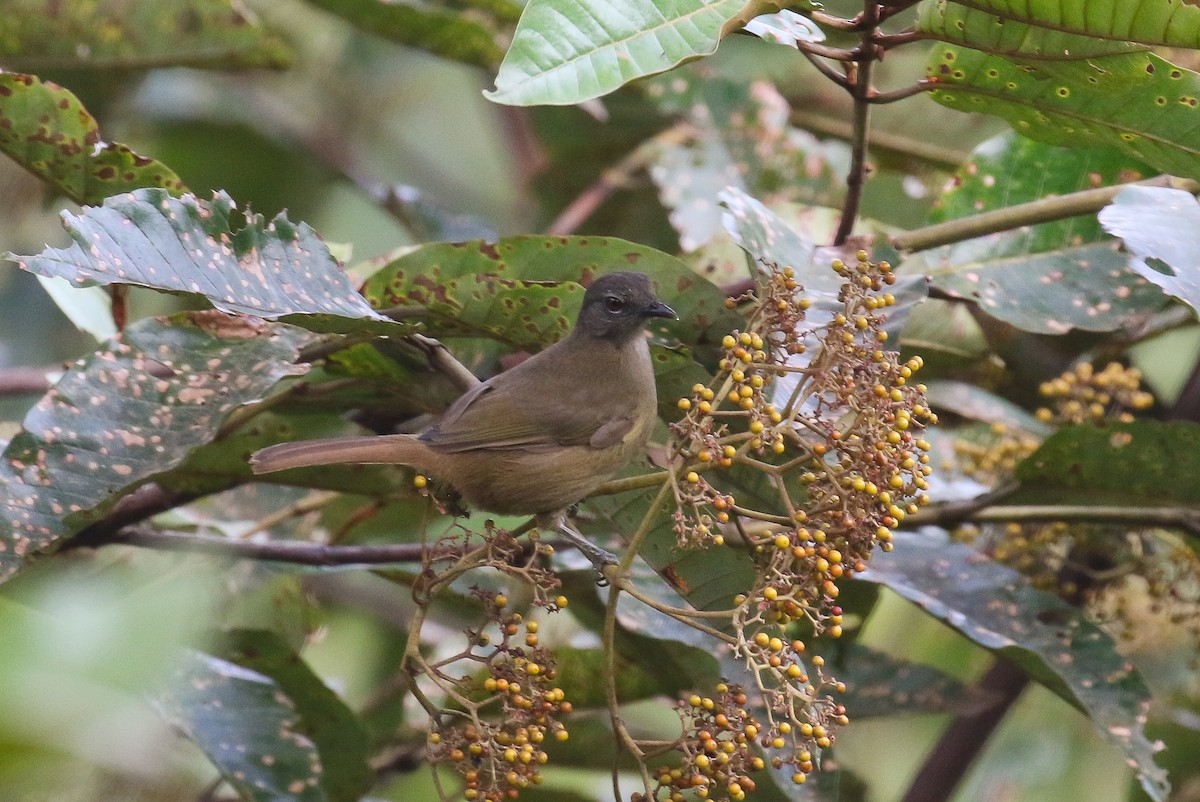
<box><xmin>250</xmin><ymin>434</ymin><xmax>430</xmax><ymax>474</ymax></box>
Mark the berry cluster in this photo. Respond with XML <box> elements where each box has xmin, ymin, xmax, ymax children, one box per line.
<box><xmin>665</xmin><ymin>253</ymin><xmax>935</xmax><ymax>793</ymax></box>
<box><xmin>952</xmin><ymin>362</ymin><xmax>1200</xmax><ymax>668</ymax></box>
<box><xmin>655</xmin><ymin>684</ymin><xmax>766</xmax><ymax>801</ymax></box>
<box><xmin>1035</xmin><ymin>361</ymin><xmax>1154</xmax><ymax>424</ymax></box>
<box><xmin>427</xmin><ymin>592</ymin><xmax>573</xmax><ymax>802</ymax></box>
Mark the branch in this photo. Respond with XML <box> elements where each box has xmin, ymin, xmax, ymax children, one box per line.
<box><xmin>0</xmin><ymin>365</ymin><xmax>58</xmax><ymax>396</ymax></box>
<box><xmin>406</xmin><ymin>332</ymin><xmax>481</xmax><ymax>392</ymax></box>
<box><xmin>906</xmin><ymin>499</ymin><xmax>1200</xmax><ymax>537</ymax></box>
<box><xmin>866</xmin><ymin>80</ymin><xmax>934</xmax><ymax>104</ymax></box>
<box><xmin>900</xmin><ymin>659</ymin><xmax>1029</xmax><ymax>802</ymax></box>
<box><xmin>546</xmin><ymin>123</ymin><xmax>691</xmax><ymax>236</ymax></box>
<box><xmin>790</xmin><ymin>110</ymin><xmax>970</xmax><ymax>169</ymax></box>
<box><xmin>833</xmin><ymin>1</ymin><xmax>882</xmax><ymax>245</ymax></box>
<box><xmin>892</xmin><ymin>175</ymin><xmax>1200</xmax><ymax>252</ymax></box>
<box><xmin>108</xmin><ymin>526</ymin><xmax>432</xmax><ymax>565</ymax></box>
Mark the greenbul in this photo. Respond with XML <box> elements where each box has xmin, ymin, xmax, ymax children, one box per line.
<box><xmin>251</xmin><ymin>271</ymin><xmax>676</xmax><ymax>572</ymax></box>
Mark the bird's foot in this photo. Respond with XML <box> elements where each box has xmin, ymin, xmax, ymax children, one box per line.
<box><xmin>552</xmin><ymin>520</ymin><xmax>619</xmax><ymax>585</ymax></box>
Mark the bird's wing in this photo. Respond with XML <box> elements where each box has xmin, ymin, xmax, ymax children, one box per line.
<box><xmin>420</xmin><ymin>365</ymin><xmax>634</xmax><ymax>453</ymax></box>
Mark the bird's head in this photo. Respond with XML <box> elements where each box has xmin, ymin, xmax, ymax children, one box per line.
<box><xmin>574</xmin><ymin>271</ymin><xmax>677</xmax><ymax>343</ymax></box>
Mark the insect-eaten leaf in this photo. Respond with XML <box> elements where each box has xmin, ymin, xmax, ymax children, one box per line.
<box><xmin>6</xmin><ymin>189</ymin><xmax>413</xmax><ymax>336</ymax></box>
<box><xmin>0</xmin><ymin>313</ymin><xmax>317</xmax><ymax>583</ymax></box>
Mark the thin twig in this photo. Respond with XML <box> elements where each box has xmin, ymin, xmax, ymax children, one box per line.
<box><xmin>867</xmin><ymin>80</ymin><xmax>934</xmax><ymax>104</ymax></box>
<box><xmin>900</xmin><ymin>659</ymin><xmax>1029</xmax><ymax>802</ymax></box>
<box><xmin>908</xmin><ymin>502</ymin><xmax>1200</xmax><ymax>537</ymax></box>
<box><xmin>108</xmin><ymin>526</ymin><xmax>433</xmax><ymax>565</ymax></box>
<box><xmin>790</xmin><ymin>110</ymin><xmax>970</xmax><ymax>169</ymax></box>
<box><xmin>406</xmin><ymin>333</ymin><xmax>481</xmax><ymax>392</ymax></box>
<box><xmin>892</xmin><ymin>175</ymin><xmax>1200</xmax><ymax>252</ymax></box>
<box><xmin>801</xmin><ymin>49</ymin><xmax>852</xmax><ymax>90</ymax></box>
<box><xmin>0</xmin><ymin>365</ymin><xmax>59</xmax><ymax>396</ymax></box>
<box><xmin>833</xmin><ymin>1</ymin><xmax>881</xmax><ymax>245</ymax></box>
<box><xmin>546</xmin><ymin>123</ymin><xmax>692</xmax><ymax>236</ymax></box>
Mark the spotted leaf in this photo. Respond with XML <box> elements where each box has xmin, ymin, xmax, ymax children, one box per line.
<box><xmin>939</xmin><ymin>0</ymin><xmax>1200</xmax><ymax>49</ymax></box>
<box><xmin>0</xmin><ymin>72</ymin><xmax>185</xmax><ymax>205</ymax></box>
<box><xmin>908</xmin><ymin>132</ymin><xmax>1167</xmax><ymax>333</ymax></box>
<box><xmin>917</xmin><ymin>1</ymin><xmax>1146</xmax><ymax>60</ymax></box>
<box><xmin>155</xmin><ymin>650</ymin><xmax>327</xmax><ymax>802</ymax></box>
<box><xmin>360</xmin><ymin>236</ymin><xmax>739</xmax><ymax>351</ymax></box>
<box><xmin>859</xmin><ymin>530</ymin><xmax>1168</xmax><ymax>802</ymax></box>
<box><xmin>0</xmin><ymin>313</ymin><xmax>317</xmax><ymax>582</ymax></box>
<box><xmin>926</xmin><ymin>47</ymin><xmax>1200</xmax><ymax>182</ymax></box>
<box><xmin>1014</xmin><ymin>420</ymin><xmax>1200</xmax><ymax>507</ymax></box>
<box><xmin>0</xmin><ymin>0</ymin><xmax>290</xmax><ymax>70</ymax></box>
<box><xmin>1098</xmin><ymin>184</ymin><xmax>1200</xmax><ymax>316</ymax></box>
<box><xmin>7</xmin><ymin>189</ymin><xmax>411</xmax><ymax>335</ymax></box>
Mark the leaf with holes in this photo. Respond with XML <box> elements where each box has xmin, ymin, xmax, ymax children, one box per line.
<box><xmin>907</xmin><ymin>132</ymin><xmax>1166</xmax><ymax>333</ymax></box>
<box><xmin>7</xmin><ymin>189</ymin><xmax>411</xmax><ymax>335</ymax></box>
<box><xmin>0</xmin><ymin>73</ymin><xmax>185</xmax><ymax>205</ymax></box>
<box><xmin>926</xmin><ymin>47</ymin><xmax>1200</xmax><ymax>182</ymax></box>
<box><xmin>1098</xmin><ymin>184</ymin><xmax>1200</xmax><ymax>315</ymax></box>
<box><xmin>918</xmin><ymin>1</ymin><xmax>1146</xmax><ymax>59</ymax></box>
<box><xmin>360</xmin><ymin>236</ymin><xmax>739</xmax><ymax>352</ymax></box>
<box><xmin>943</xmin><ymin>0</ymin><xmax>1200</xmax><ymax>48</ymax></box>
<box><xmin>155</xmin><ymin>650</ymin><xmax>327</xmax><ymax>802</ymax></box>
<box><xmin>0</xmin><ymin>0</ymin><xmax>290</xmax><ymax>70</ymax></box>
<box><xmin>859</xmin><ymin>530</ymin><xmax>1168</xmax><ymax>801</ymax></box>
<box><xmin>1013</xmin><ymin>420</ymin><xmax>1200</xmax><ymax>507</ymax></box>
<box><xmin>485</xmin><ymin>0</ymin><xmax>780</xmax><ymax>106</ymax></box>
<box><xmin>0</xmin><ymin>313</ymin><xmax>317</xmax><ymax>582</ymax></box>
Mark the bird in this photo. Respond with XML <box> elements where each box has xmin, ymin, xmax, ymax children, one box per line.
<box><xmin>250</xmin><ymin>271</ymin><xmax>676</xmax><ymax>573</ymax></box>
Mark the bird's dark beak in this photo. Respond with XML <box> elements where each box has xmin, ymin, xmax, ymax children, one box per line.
<box><xmin>643</xmin><ymin>301</ymin><xmax>677</xmax><ymax>319</ymax></box>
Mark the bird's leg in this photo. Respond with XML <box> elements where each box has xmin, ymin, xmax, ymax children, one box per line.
<box><xmin>537</xmin><ymin>513</ymin><xmax>618</xmax><ymax>583</ymax></box>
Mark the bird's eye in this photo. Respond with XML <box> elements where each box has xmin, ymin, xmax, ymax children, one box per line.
<box><xmin>605</xmin><ymin>296</ymin><xmax>625</xmax><ymax>313</ymax></box>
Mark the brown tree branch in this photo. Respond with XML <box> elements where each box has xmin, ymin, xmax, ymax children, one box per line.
<box><xmin>892</xmin><ymin>175</ymin><xmax>1200</xmax><ymax>252</ymax></box>
<box><xmin>107</xmin><ymin>526</ymin><xmax>432</xmax><ymax>565</ymax></box>
<box><xmin>833</xmin><ymin>1</ymin><xmax>882</xmax><ymax>246</ymax></box>
<box><xmin>900</xmin><ymin>659</ymin><xmax>1030</xmax><ymax>802</ymax></box>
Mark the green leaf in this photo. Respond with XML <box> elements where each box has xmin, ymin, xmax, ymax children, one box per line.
<box><xmin>917</xmin><ymin>1</ymin><xmax>1146</xmax><ymax>59</ymax></box>
<box><xmin>301</xmin><ymin>0</ymin><xmax>512</xmax><ymax>69</ymax></box>
<box><xmin>812</xmin><ymin>642</ymin><xmax>995</xmax><ymax>719</ymax></box>
<box><xmin>924</xmin><ymin>380</ymin><xmax>1054</xmax><ymax>436</ymax></box>
<box><xmin>155</xmin><ymin>650</ymin><xmax>328</xmax><ymax>802</ymax></box>
<box><xmin>359</xmin><ymin>236</ymin><xmax>740</xmax><ymax>351</ymax></box>
<box><xmin>218</xmin><ymin>630</ymin><xmax>372</xmax><ymax>802</ymax></box>
<box><xmin>485</xmin><ymin>0</ymin><xmax>777</xmax><ymax>106</ymax></box>
<box><xmin>858</xmin><ymin>530</ymin><xmax>1168</xmax><ymax>802</ymax></box>
<box><xmin>908</xmin><ymin>132</ymin><xmax>1166</xmax><ymax>333</ymax></box>
<box><xmin>0</xmin><ymin>313</ymin><xmax>317</xmax><ymax>582</ymax></box>
<box><xmin>0</xmin><ymin>72</ymin><xmax>185</xmax><ymax>205</ymax></box>
<box><xmin>942</xmin><ymin>0</ymin><xmax>1200</xmax><ymax>48</ymax></box>
<box><xmin>1098</xmin><ymin>185</ymin><xmax>1200</xmax><ymax>316</ymax></box>
<box><xmin>1014</xmin><ymin>420</ymin><xmax>1200</xmax><ymax>506</ymax></box>
<box><xmin>926</xmin><ymin>47</ymin><xmax>1200</xmax><ymax>182</ymax></box>
<box><xmin>7</xmin><ymin>189</ymin><xmax>411</xmax><ymax>335</ymax></box>
<box><xmin>0</xmin><ymin>0</ymin><xmax>291</xmax><ymax>70</ymax></box>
